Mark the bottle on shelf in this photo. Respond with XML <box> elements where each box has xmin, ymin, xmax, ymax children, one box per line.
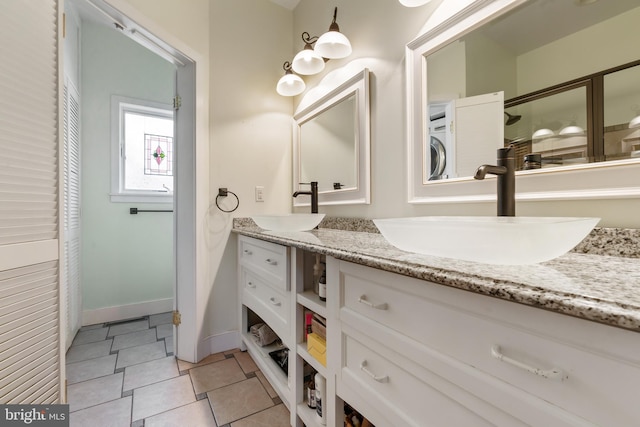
<box><xmin>313</xmin><ymin>254</ymin><xmax>322</xmax><ymax>296</ymax></box>
<box><xmin>318</xmin><ymin>262</ymin><xmax>327</xmax><ymax>302</ymax></box>
<box><xmin>315</xmin><ymin>373</ymin><xmax>326</xmax><ymax>425</ymax></box>
<box><xmin>306</xmin><ymin>377</ymin><xmax>316</xmax><ymax>409</ymax></box>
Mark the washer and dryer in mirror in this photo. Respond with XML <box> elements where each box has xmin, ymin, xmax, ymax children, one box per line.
<box><xmin>428</xmin><ymin>102</ymin><xmax>453</xmax><ymax>180</ymax></box>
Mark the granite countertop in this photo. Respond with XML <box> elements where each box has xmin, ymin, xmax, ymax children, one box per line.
<box><xmin>233</xmin><ymin>221</ymin><xmax>640</xmax><ymax>333</ymax></box>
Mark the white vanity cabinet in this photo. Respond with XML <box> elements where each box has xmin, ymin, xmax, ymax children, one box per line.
<box><xmin>238</xmin><ymin>236</ymin><xmax>342</xmax><ymax>427</ymax></box>
<box><xmin>237</xmin><ymin>233</ymin><xmax>640</xmax><ymax>427</ymax></box>
<box><xmin>331</xmin><ymin>260</ymin><xmax>640</xmax><ymax>427</ymax></box>
<box><xmin>237</xmin><ymin>236</ymin><xmax>291</xmax><ymax>408</ymax></box>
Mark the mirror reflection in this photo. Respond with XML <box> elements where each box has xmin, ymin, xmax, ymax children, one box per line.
<box><xmin>299</xmin><ymin>95</ymin><xmax>356</xmax><ymax>192</ymax></box>
<box><xmin>425</xmin><ymin>0</ymin><xmax>640</xmax><ymax>181</ymax></box>
<box><xmin>293</xmin><ymin>68</ymin><xmax>370</xmax><ymax>206</ymax></box>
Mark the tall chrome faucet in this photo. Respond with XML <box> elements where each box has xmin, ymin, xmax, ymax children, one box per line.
<box><xmin>293</xmin><ymin>181</ymin><xmax>318</xmax><ymax>214</ymax></box>
<box><xmin>474</xmin><ymin>147</ymin><xmax>515</xmax><ymax>216</ymax></box>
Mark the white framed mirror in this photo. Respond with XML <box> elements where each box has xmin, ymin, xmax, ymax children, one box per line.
<box><xmin>293</xmin><ymin>68</ymin><xmax>370</xmax><ymax>206</ymax></box>
<box><xmin>406</xmin><ymin>0</ymin><xmax>640</xmax><ymax>204</ymax></box>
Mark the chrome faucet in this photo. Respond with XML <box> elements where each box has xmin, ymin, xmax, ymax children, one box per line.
<box><xmin>474</xmin><ymin>147</ymin><xmax>515</xmax><ymax>216</ymax></box>
<box><xmin>293</xmin><ymin>181</ymin><xmax>318</xmax><ymax>214</ymax></box>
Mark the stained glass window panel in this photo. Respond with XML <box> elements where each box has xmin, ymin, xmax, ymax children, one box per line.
<box><xmin>145</xmin><ymin>134</ymin><xmax>173</xmax><ymax>176</ymax></box>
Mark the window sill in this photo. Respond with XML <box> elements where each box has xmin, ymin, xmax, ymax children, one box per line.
<box><xmin>110</xmin><ymin>192</ymin><xmax>173</xmax><ymax>204</ymax></box>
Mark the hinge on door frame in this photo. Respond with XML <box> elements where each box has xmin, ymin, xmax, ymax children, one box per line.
<box><xmin>173</xmin><ymin>95</ymin><xmax>182</xmax><ymax>111</ymax></box>
<box><xmin>172</xmin><ymin>310</ymin><xmax>181</xmax><ymax>326</ymax></box>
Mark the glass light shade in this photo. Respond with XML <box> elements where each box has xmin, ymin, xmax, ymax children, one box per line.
<box><xmin>292</xmin><ymin>49</ymin><xmax>325</xmax><ymax>75</ymax></box>
<box><xmin>314</xmin><ymin>31</ymin><xmax>352</xmax><ymax>59</ymax></box>
<box><xmin>629</xmin><ymin>115</ymin><xmax>640</xmax><ymax>129</ymax></box>
<box><xmin>532</xmin><ymin>128</ymin><xmax>554</xmax><ymax>139</ymax></box>
<box><xmin>276</xmin><ymin>73</ymin><xmax>305</xmax><ymax>97</ymax></box>
<box><xmin>559</xmin><ymin>125</ymin><xmax>585</xmax><ymax>136</ymax></box>
<box><xmin>399</xmin><ymin>0</ymin><xmax>432</xmax><ymax>6</ymax></box>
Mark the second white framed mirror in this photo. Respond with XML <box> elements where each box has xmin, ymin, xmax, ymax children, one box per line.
<box><xmin>293</xmin><ymin>68</ymin><xmax>371</xmax><ymax>206</ymax></box>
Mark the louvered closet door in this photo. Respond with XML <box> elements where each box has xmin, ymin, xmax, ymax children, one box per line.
<box><xmin>0</xmin><ymin>0</ymin><xmax>61</xmax><ymax>404</ymax></box>
<box><xmin>64</xmin><ymin>81</ymin><xmax>81</xmax><ymax>350</ymax></box>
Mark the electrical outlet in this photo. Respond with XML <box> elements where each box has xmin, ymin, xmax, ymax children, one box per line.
<box><xmin>255</xmin><ymin>186</ymin><xmax>264</xmax><ymax>202</ymax></box>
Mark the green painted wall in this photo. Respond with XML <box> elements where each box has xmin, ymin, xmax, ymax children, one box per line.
<box><xmin>81</xmin><ymin>20</ymin><xmax>175</xmax><ymax>311</ymax></box>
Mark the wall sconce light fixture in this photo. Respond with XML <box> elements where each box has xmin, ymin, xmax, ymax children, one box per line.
<box><xmin>277</xmin><ymin>7</ymin><xmax>352</xmax><ymax>97</ymax></box>
<box><xmin>314</xmin><ymin>7</ymin><xmax>352</xmax><ymax>59</ymax></box>
<box><xmin>276</xmin><ymin>61</ymin><xmax>306</xmax><ymax>97</ymax></box>
<box><xmin>292</xmin><ymin>32</ymin><xmax>325</xmax><ymax>75</ymax></box>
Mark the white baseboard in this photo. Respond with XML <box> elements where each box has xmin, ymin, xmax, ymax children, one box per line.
<box><xmin>198</xmin><ymin>330</ymin><xmax>241</xmax><ymax>361</ymax></box>
<box><xmin>82</xmin><ymin>298</ymin><xmax>173</xmax><ymax>326</ymax></box>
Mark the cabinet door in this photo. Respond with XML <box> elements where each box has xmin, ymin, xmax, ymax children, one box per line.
<box><xmin>453</xmin><ymin>91</ymin><xmax>504</xmax><ymax>177</ymax></box>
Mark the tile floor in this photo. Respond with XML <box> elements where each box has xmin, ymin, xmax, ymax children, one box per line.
<box><xmin>66</xmin><ymin>313</ymin><xmax>290</xmax><ymax>427</ymax></box>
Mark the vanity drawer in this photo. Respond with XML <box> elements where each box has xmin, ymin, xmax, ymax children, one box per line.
<box><xmin>242</xmin><ymin>269</ymin><xmax>290</xmax><ymax>342</ymax></box>
<box><xmin>239</xmin><ymin>236</ymin><xmax>289</xmax><ymax>291</ymax></box>
<box><xmin>339</xmin><ymin>261</ymin><xmax>640</xmax><ymax>426</ymax></box>
<box><xmin>339</xmin><ymin>330</ymin><xmax>497</xmax><ymax>427</ymax></box>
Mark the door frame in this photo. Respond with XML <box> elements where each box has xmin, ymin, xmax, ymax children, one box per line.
<box><xmin>86</xmin><ymin>0</ymin><xmax>209</xmax><ymax>363</ymax></box>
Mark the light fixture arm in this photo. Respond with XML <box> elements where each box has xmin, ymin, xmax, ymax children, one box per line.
<box><xmin>329</xmin><ymin>7</ymin><xmax>340</xmax><ymax>32</ymax></box>
<box><xmin>301</xmin><ymin>32</ymin><xmax>319</xmax><ymax>47</ymax></box>
<box><xmin>282</xmin><ymin>61</ymin><xmax>293</xmax><ymax>73</ymax></box>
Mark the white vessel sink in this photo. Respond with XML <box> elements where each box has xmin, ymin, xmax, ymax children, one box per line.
<box><xmin>252</xmin><ymin>214</ymin><xmax>325</xmax><ymax>232</ymax></box>
<box><xmin>373</xmin><ymin>216</ymin><xmax>600</xmax><ymax>265</ymax></box>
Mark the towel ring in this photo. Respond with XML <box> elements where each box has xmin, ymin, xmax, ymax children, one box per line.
<box><xmin>215</xmin><ymin>189</ymin><xmax>239</xmax><ymax>213</ymax></box>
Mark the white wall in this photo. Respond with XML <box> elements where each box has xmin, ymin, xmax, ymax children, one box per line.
<box><xmin>205</xmin><ymin>0</ymin><xmax>294</xmax><ymax>351</ymax></box>
<box><xmin>81</xmin><ymin>21</ymin><xmax>175</xmax><ymax>317</ymax></box>
<box><xmin>292</xmin><ymin>0</ymin><xmax>640</xmax><ymax>228</ymax></box>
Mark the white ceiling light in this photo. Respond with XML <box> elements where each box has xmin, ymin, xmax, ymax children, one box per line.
<box><xmin>629</xmin><ymin>115</ymin><xmax>640</xmax><ymax>129</ymax></box>
<box><xmin>559</xmin><ymin>125</ymin><xmax>585</xmax><ymax>136</ymax></box>
<box><xmin>399</xmin><ymin>0</ymin><xmax>432</xmax><ymax>7</ymax></box>
<box><xmin>292</xmin><ymin>32</ymin><xmax>325</xmax><ymax>75</ymax></box>
<box><xmin>314</xmin><ymin>7</ymin><xmax>352</xmax><ymax>59</ymax></box>
<box><xmin>276</xmin><ymin>61</ymin><xmax>305</xmax><ymax>96</ymax></box>
<box><xmin>532</xmin><ymin>128</ymin><xmax>555</xmax><ymax>139</ymax></box>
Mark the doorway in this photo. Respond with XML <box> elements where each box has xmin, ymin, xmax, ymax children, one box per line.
<box><xmin>66</xmin><ymin>0</ymin><xmax>199</xmax><ymax>362</ymax></box>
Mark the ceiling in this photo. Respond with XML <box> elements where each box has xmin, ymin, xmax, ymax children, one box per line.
<box><xmin>477</xmin><ymin>0</ymin><xmax>640</xmax><ymax>55</ymax></box>
<box><xmin>269</xmin><ymin>0</ymin><xmax>301</xmax><ymax>10</ymax></box>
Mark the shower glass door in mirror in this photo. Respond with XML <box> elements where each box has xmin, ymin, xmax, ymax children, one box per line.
<box><xmin>299</xmin><ymin>95</ymin><xmax>357</xmax><ymax>192</ymax></box>
<box><xmin>504</xmin><ymin>85</ymin><xmax>589</xmax><ymax>171</ymax></box>
<box><xmin>604</xmin><ymin>64</ymin><xmax>640</xmax><ymax>161</ymax></box>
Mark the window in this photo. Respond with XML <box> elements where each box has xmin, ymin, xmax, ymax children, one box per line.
<box><xmin>111</xmin><ymin>96</ymin><xmax>174</xmax><ymax>202</ymax></box>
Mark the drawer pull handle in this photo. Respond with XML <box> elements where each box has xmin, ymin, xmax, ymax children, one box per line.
<box><xmin>247</xmin><ymin>281</ymin><xmax>256</xmax><ymax>288</ymax></box>
<box><xmin>358</xmin><ymin>295</ymin><xmax>388</xmax><ymax>310</ymax></box>
<box><xmin>360</xmin><ymin>360</ymin><xmax>389</xmax><ymax>383</ymax></box>
<box><xmin>491</xmin><ymin>345</ymin><xmax>566</xmax><ymax>381</ymax></box>
<box><xmin>265</xmin><ymin>258</ymin><xmax>278</xmax><ymax>266</ymax></box>
<box><xmin>269</xmin><ymin>297</ymin><xmax>281</xmax><ymax>306</ymax></box>
<box><xmin>243</xmin><ymin>249</ymin><xmax>253</xmax><ymax>255</ymax></box>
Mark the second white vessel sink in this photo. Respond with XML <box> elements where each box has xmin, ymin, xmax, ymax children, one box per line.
<box><xmin>373</xmin><ymin>216</ymin><xmax>599</xmax><ymax>265</ymax></box>
<box><xmin>252</xmin><ymin>214</ymin><xmax>325</xmax><ymax>232</ymax></box>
